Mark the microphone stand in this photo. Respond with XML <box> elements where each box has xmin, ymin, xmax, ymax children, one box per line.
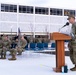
<box><xmin>59</xmin><ymin>26</ymin><xmax>63</xmax><ymax>32</ymax></box>
<box><xmin>59</xmin><ymin>22</ymin><xmax>69</xmax><ymax>32</ymax></box>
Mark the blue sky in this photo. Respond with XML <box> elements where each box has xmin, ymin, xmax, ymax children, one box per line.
<box><xmin>0</xmin><ymin>0</ymin><xmax>76</xmax><ymax>9</ymax></box>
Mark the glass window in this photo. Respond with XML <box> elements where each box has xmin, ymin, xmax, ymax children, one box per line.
<box><xmin>1</xmin><ymin>4</ymin><xmax>17</xmax><ymax>13</ymax></box>
<box><xmin>35</xmin><ymin>7</ymin><xmax>49</xmax><ymax>15</ymax></box>
<box><xmin>13</xmin><ymin>5</ymin><xmax>17</xmax><ymax>12</ymax></box>
<box><xmin>23</xmin><ymin>6</ymin><xmax>26</xmax><ymax>13</ymax></box>
<box><xmin>5</xmin><ymin>5</ymin><xmax>9</xmax><ymax>12</ymax></box>
<box><xmin>19</xmin><ymin>5</ymin><xmax>33</xmax><ymax>14</ymax></box>
<box><xmin>10</xmin><ymin>5</ymin><xmax>13</xmax><ymax>12</ymax></box>
<box><xmin>1</xmin><ymin>4</ymin><xmax>5</xmax><ymax>11</ymax></box>
<box><xmin>50</xmin><ymin>8</ymin><xmax>62</xmax><ymax>16</ymax></box>
<box><xmin>19</xmin><ymin>6</ymin><xmax>22</xmax><ymax>13</ymax></box>
<box><xmin>64</xmin><ymin>9</ymin><xmax>75</xmax><ymax>16</ymax></box>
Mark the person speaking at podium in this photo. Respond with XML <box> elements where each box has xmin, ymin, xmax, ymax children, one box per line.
<box><xmin>68</xmin><ymin>15</ymin><xmax>76</xmax><ymax>71</ymax></box>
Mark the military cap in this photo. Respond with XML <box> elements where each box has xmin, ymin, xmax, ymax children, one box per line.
<box><xmin>67</xmin><ymin>15</ymin><xmax>75</xmax><ymax>20</ymax></box>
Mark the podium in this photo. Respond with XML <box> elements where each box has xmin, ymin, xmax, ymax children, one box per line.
<box><xmin>51</xmin><ymin>32</ymin><xmax>71</xmax><ymax>72</ymax></box>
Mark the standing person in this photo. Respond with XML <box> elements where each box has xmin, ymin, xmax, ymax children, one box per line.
<box><xmin>68</xmin><ymin>15</ymin><xmax>76</xmax><ymax>71</ymax></box>
<box><xmin>2</xmin><ymin>35</ymin><xmax>11</xmax><ymax>59</ymax></box>
<box><xmin>0</xmin><ymin>36</ymin><xmax>3</xmax><ymax>59</ymax></box>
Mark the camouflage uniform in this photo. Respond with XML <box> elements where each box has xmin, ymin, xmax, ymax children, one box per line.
<box><xmin>16</xmin><ymin>36</ymin><xmax>27</xmax><ymax>55</ymax></box>
<box><xmin>28</xmin><ymin>37</ymin><xmax>34</xmax><ymax>43</ymax></box>
<box><xmin>42</xmin><ymin>38</ymin><xmax>50</xmax><ymax>43</ymax></box>
<box><xmin>35</xmin><ymin>38</ymin><xmax>42</xmax><ymax>43</ymax></box>
<box><xmin>8</xmin><ymin>40</ymin><xmax>17</xmax><ymax>60</ymax></box>
<box><xmin>68</xmin><ymin>22</ymin><xmax>76</xmax><ymax>65</ymax></box>
<box><xmin>0</xmin><ymin>37</ymin><xmax>4</xmax><ymax>59</ymax></box>
<box><xmin>2</xmin><ymin>36</ymin><xmax>11</xmax><ymax>59</ymax></box>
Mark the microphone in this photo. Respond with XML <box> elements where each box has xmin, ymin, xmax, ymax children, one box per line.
<box><xmin>62</xmin><ymin>22</ymin><xmax>69</xmax><ymax>28</ymax></box>
<box><xmin>59</xmin><ymin>22</ymin><xmax>69</xmax><ymax>32</ymax></box>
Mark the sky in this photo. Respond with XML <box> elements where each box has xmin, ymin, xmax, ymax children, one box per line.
<box><xmin>0</xmin><ymin>0</ymin><xmax>76</xmax><ymax>9</ymax></box>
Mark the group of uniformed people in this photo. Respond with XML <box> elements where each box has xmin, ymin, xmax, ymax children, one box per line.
<box><xmin>0</xmin><ymin>34</ymin><xmax>27</xmax><ymax>60</ymax></box>
<box><xmin>0</xmin><ymin>34</ymin><xmax>50</xmax><ymax>61</ymax></box>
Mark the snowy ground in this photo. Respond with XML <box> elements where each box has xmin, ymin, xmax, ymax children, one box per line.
<box><xmin>0</xmin><ymin>51</ymin><xmax>75</xmax><ymax>75</ymax></box>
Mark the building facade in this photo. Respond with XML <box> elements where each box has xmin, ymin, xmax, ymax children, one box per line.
<box><xmin>0</xmin><ymin>3</ymin><xmax>75</xmax><ymax>36</ymax></box>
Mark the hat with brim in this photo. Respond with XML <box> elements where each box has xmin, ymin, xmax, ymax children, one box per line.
<box><xmin>67</xmin><ymin>15</ymin><xmax>75</xmax><ymax>20</ymax></box>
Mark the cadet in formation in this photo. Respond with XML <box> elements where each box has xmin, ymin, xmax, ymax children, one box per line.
<box><xmin>1</xmin><ymin>35</ymin><xmax>11</xmax><ymax>59</ymax></box>
<box><xmin>16</xmin><ymin>35</ymin><xmax>27</xmax><ymax>55</ymax></box>
<box><xmin>0</xmin><ymin>34</ymin><xmax>27</xmax><ymax>60</ymax></box>
<box><xmin>9</xmin><ymin>35</ymin><xmax>27</xmax><ymax>60</ymax></box>
<box><xmin>0</xmin><ymin>36</ymin><xmax>3</xmax><ymax>59</ymax></box>
<box><xmin>8</xmin><ymin>38</ymin><xmax>17</xmax><ymax>60</ymax></box>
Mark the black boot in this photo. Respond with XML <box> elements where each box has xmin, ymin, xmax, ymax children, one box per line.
<box><xmin>0</xmin><ymin>51</ymin><xmax>3</xmax><ymax>59</ymax></box>
<box><xmin>0</xmin><ymin>55</ymin><xmax>3</xmax><ymax>59</ymax></box>
<box><xmin>8</xmin><ymin>55</ymin><xmax>16</xmax><ymax>60</ymax></box>
<box><xmin>3</xmin><ymin>54</ymin><xmax>6</xmax><ymax>59</ymax></box>
<box><xmin>70</xmin><ymin>65</ymin><xmax>76</xmax><ymax>71</ymax></box>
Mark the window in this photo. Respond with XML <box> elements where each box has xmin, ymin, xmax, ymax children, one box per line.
<box><xmin>1</xmin><ymin>4</ymin><xmax>17</xmax><ymax>12</ymax></box>
<box><xmin>64</xmin><ymin>9</ymin><xmax>75</xmax><ymax>16</ymax></box>
<box><xmin>5</xmin><ymin>5</ymin><xmax>9</xmax><ymax>12</ymax></box>
<box><xmin>50</xmin><ymin>8</ymin><xmax>62</xmax><ymax>16</ymax></box>
<box><xmin>1</xmin><ymin>4</ymin><xmax>6</xmax><ymax>12</ymax></box>
<box><xmin>35</xmin><ymin>7</ymin><xmax>49</xmax><ymax>15</ymax></box>
<box><xmin>19</xmin><ymin>5</ymin><xmax>33</xmax><ymax>14</ymax></box>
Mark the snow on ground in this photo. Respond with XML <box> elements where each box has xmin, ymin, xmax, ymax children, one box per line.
<box><xmin>0</xmin><ymin>51</ymin><xmax>75</xmax><ymax>75</ymax></box>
